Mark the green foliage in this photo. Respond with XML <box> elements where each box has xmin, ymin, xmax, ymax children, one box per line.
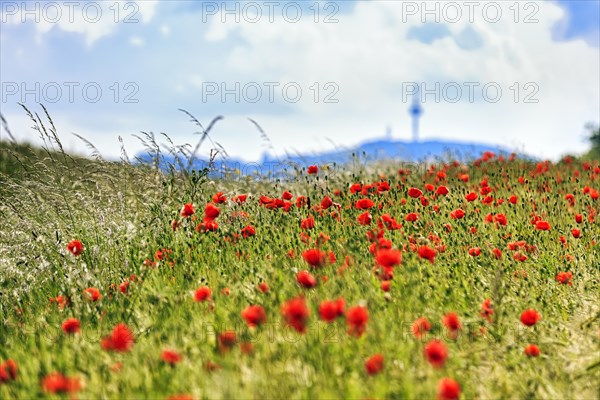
<box><xmin>587</xmin><ymin>122</ymin><xmax>600</xmax><ymax>159</ymax></box>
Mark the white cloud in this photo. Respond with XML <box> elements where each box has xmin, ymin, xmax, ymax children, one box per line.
<box><xmin>189</xmin><ymin>75</ymin><xmax>204</xmax><ymax>89</ymax></box>
<box><xmin>129</xmin><ymin>36</ymin><xmax>144</xmax><ymax>47</ymax></box>
<box><xmin>1</xmin><ymin>1</ymin><xmax>158</xmax><ymax>46</ymax></box>
<box><xmin>200</xmin><ymin>1</ymin><xmax>599</xmax><ymax>159</ymax></box>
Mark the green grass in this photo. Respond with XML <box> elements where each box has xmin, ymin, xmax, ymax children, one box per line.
<box><xmin>0</xmin><ymin>115</ymin><xmax>599</xmax><ymax>399</ymax></box>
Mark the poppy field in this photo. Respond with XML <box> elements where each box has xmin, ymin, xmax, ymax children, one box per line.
<box><xmin>0</xmin><ymin>132</ymin><xmax>599</xmax><ymax>399</ymax></box>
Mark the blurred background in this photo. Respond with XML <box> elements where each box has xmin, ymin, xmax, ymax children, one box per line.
<box><xmin>1</xmin><ymin>0</ymin><xmax>599</xmax><ymax>162</ymax></box>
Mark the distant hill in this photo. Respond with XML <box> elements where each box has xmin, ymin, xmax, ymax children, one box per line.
<box><xmin>264</xmin><ymin>138</ymin><xmax>520</xmax><ymax>164</ymax></box>
<box><xmin>0</xmin><ymin>140</ymin><xmax>92</xmax><ymax>179</ymax></box>
<box><xmin>138</xmin><ymin>137</ymin><xmax>525</xmax><ymax>177</ymax></box>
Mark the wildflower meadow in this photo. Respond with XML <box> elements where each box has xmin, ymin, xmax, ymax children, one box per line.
<box><xmin>0</xmin><ymin>113</ymin><xmax>599</xmax><ymax>399</ymax></box>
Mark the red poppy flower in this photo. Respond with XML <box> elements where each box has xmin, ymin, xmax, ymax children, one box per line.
<box><xmin>513</xmin><ymin>252</ymin><xmax>528</xmax><ymax>262</ymax></box>
<box><xmin>241</xmin><ymin>225</ymin><xmax>256</xmax><ymax>238</ymax></box>
<box><xmin>119</xmin><ymin>281</ymin><xmax>129</xmax><ymax>294</ymax></box>
<box><xmin>0</xmin><ymin>359</ymin><xmax>17</xmax><ymax>383</ymax></box>
<box><xmin>437</xmin><ymin>378</ymin><xmax>461</xmax><ymax>400</ymax></box>
<box><xmin>161</xmin><ymin>349</ymin><xmax>182</xmax><ymax>365</ymax></box>
<box><xmin>204</xmin><ymin>203</ymin><xmax>220</xmax><ymax>220</ymax></box>
<box><xmin>318</xmin><ymin>298</ymin><xmax>345</xmax><ymax>322</ymax></box>
<box><xmin>296</xmin><ymin>196</ymin><xmax>307</xmax><ymax>208</ymax></box>
<box><xmin>321</xmin><ymin>196</ymin><xmax>333</xmax><ymax>209</ymax></box>
<box><xmin>154</xmin><ymin>248</ymin><xmax>170</xmax><ymax>261</ymax></box>
<box><xmin>257</xmin><ymin>282</ymin><xmax>269</xmax><ymax>293</ymax></box>
<box><xmin>520</xmin><ymin>309</ymin><xmax>541</xmax><ymax>327</ymax></box>
<box><xmin>412</xmin><ymin>317</ymin><xmax>431</xmax><ymax>338</ymax></box>
<box><xmin>167</xmin><ymin>395</ymin><xmax>194</xmax><ymax>400</ymax></box>
<box><xmin>364</xmin><ymin>354</ymin><xmax>384</xmax><ymax>375</ymax></box>
<box><xmin>375</xmin><ymin>248</ymin><xmax>402</xmax><ymax>268</ymax></box>
<box><xmin>241</xmin><ymin>305</ymin><xmax>267</xmax><ymax>327</ymax></box>
<box><xmin>62</xmin><ymin>318</ymin><xmax>81</xmax><ymax>334</ymax></box>
<box><xmin>571</xmin><ymin>228</ymin><xmax>581</xmax><ymax>238</ymax></box>
<box><xmin>442</xmin><ymin>312</ymin><xmax>461</xmax><ymax>332</ymax></box>
<box><xmin>260</xmin><ymin>196</ymin><xmax>274</xmax><ymax>206</ymax></box>
<box><xmin>197</xmin><ymin>220</ymin><xmax>219</xmax><ymax>232</ymax></box>
<box><xmin>418</xmin><ymin>245</ymin><xmax>437</xmax><ymax>263</ymax></box>
<box><xmin>233</xmin><ymin>194</ymin><xmax>247</xmax><ymax>204</ymax></box>
<box><xmin>41</xmin><ymin>372</ymin><xmax>80</xmax><ymax>394</ymax></box>
<box><xmin>101</xmin><ymin>323</ymin><xmax>134</xmax><ymax>352</ymax></box>
<box><xmin>480</xmin><ymin>299</ymin><xmax>493</xmax><ymax>322</ymax></box>
<box><xmin>346</xmin><ymin>306</ymin><xmax>368</xmax><ymax>337</ymax></box>
<box><xmin>307</xmin><ymin>165</ymin><xmax>318</xmax><ymax>174</ymax></box>
<box><xmin>180</xmin><ymin>203</ymin><xmax>195</xmax><ymax>217</ymax></box>
<box><xmin>302</xmin><ymin>249</ymin><xmax>327</xmax><ymax>268</ymax></box>
<box><xmin>357</xmin><ymin>212</ymin><xmax>372</xmax><ymax>225</ymax></box>
<box><xmin>66</xmin><ymin>240</ymin><xmax>83</xmax><ymax>256</ymax></box>
<box><xmin>535</xmin><ymin>221</ymin><xmax>551</xmax><ymax>231</ymax></box>
<box><xmin>380</xmin><ymin>280</ymin><xmax>391</xmax><ymax>292</ymax></box>
<box><xmin>468</xmin><ymin>248</ymin><xmax>481</xmax><ymax>257</ymax></box>
<box><xmin>349</xmin><ymin>183</ymin><xmax>362</xmax><ymax>194</ymax></box>
<box><xmin>49</xmin><ymin>294</ymin><xmax>69</xmax><ymax>309</ymax></box>
<box><xmin>465</xmin><ymin>192</ymin><xmax>478</xmax><ymax>202</ymax></box>
<box><xmin>194</xmin><ymin>286</ymin><xmax>212</xmax><ymax>302</ymax></box>
<box><xmin>218</xmin><ymin>331</ymin><xmax>237</xmax><ymax>352</ymax></box>
<box><xmin>575</xmin><ymin>214</ymin><xmax>583</xmax><ymax>223</ymax></box>
<box><xmin>556</xmin><ymin>272</ymin><xmax>573</xmax><ymax>285</ymax></box>
<box><xmin>436</xmin><ymin>186</ymin><xmax>449</xmax><ymax>195</ymax></box>
<box><xmin>405</xmin><ymin>212</ymin><xmax>418</xmax><ymax>222</ymax></box>
<box><xmin>301</xmin><ymin>216</ymin><xmax>315</xmax><ymax>230</ymax></box>
<box><xmin>83</xmin><ymin>287</ymin><xmax>101</xmax><ymax>302</ymax></box>
<box><xmin>281</xmin><ymin>297</ymin><xmax>310</xmax><ymax>333</ymax></box>
<box><xmin>296</xmin><ymin>270</ymin><xmax>317</xmax><ymax>288</ymax></box>
<box><xmin>355</xmin><ymin>198</ymin><xmax>375</xmax><ymax>209</ymax></box>
<box><xmin>380</xmin><ymin>214</ymin><xmax>402</xmax><ymax>230</ymax></box>
<box><xmin>524</xmin><ymin>344</ymin><xmax>540</xmax><ymax>357</ymax></box>
<box><xmin>495</xmin><ymin>213</ymin><xmax>507</xmax><ymax>226</ymax></box>
<box><xmin>565</xmin><ymin>193</ymin><xmax>576</xmax><ymax>206</ymax></box>
<box><xmin>450</xmin><ymin>209</ymin><xmax>465</xmax><ymax>219</ymax></box>
<box><xmin>282</xmin><ymin>191</ymin><xmax>293</xmax><ymax>200</ymax></box>
<box><xmin>408</xmin><ymin>187</ymin><xmax>423</xmax><ymax>198</ymax></box>
<box><xmin>377</xmin><ymin>181</ymin><xmax>390</xmax><ymax>193</ymax></box>
<box><xmin>212</xmin><ymin>192</ymin><xmax>226</xmax><ymax>204</ymax></box>
<box><xmin>424</xmin><ymin>340</ymin><xmax>448</xmax><ymax>368</ymax></box>
<box><xmin>492</xmin><ymin>248</ymin><xmax>502</xmax><ymax>259</ymax></box>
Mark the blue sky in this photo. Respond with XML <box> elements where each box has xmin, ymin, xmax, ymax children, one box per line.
<box><xmin>555</xmin><ymin>0</ymin><xmax>599</xmax><ymax>46</ymax></box>
<box><xmin>0</xmin><ymin>0</ymin><xmax>598</xmax><ymax>160</ymax></box>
